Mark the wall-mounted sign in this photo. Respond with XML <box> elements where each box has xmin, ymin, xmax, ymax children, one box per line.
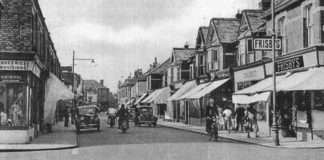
<box><xmin>234</xmin><ymin>65</ymin><xmax>265</xmax><ymax>83</ymax></box>
<box><xmin>253</xmin><ymin>38</ymin><xmax>282</xmax><ymax>50</ymax></box>
<box><xmin>275</xmin><ymin>56</ymin><xmax>304</xmax><ymax>72</ymax></box>
<box><xmin>0</xmin><ymin>60</ymin><xmax>27</xmax><ymax>70</ymax></box>
<box><xmin>0</xmin><ymin>74</ymin><xmax>25</xmax><ymax>83</ymax></box>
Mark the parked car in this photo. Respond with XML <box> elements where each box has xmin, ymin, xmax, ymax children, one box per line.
<box><xmin>134</xmin><ymin>106</ymin><xmax>157</xmax><ymax>127</ymax></box>
<box><xmin>75</xmin><ymin>105</ymin><xmax>100</xmax><ymax>133</ymax></box>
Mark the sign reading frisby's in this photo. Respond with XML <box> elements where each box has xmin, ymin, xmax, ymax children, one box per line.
<box><xmin>0</xmin><ymin>60</ymin><xmax>27</xmax><ymax>70</ymax></box>
<box><xmin>253</xmin><ymin>38</ymin><xmax>282</xmax><ymax>50</ymax></box>
<box><xmin>275</xmin><ymin>56</ymin><xmax>304</xmax><ymax>72</ymax></box>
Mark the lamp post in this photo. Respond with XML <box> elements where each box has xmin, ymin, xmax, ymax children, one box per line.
<box><xmin>271</xmin><ymin>0</ymin><xmax>280</xmax><ymax>146</ymax></box>
<box><xmin>72</xmin><ymin>51</ymin><xmax>95</xmax><ymax>123</ymax></box>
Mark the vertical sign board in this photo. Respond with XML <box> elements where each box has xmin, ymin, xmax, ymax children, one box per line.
<box><xmin>253</xmin><ymin>38</ymin><xmax>282</xmax><ymax>51</ymax></box>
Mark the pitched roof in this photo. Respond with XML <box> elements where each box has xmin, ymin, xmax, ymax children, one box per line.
<box><xmin>200</xmin><ymin>26</ymin><xmax>209</xmax><ymax>44</ymax></box>
<box><xmin>172</xmin><ymin>48</ymin><xmax>195</xmax><ymax>62</ymax></box>
<box><xmin>150</xmin><ymin>58</ymin><xmax>171</xmax><ymax>74</ymax></box>
<box><xmin>211</xmin><ymin>18</ymin><xmax>240</xmax><ymax>43</ymax></box>
<box><xmin>244</xmin><ymin>10</ymin><xmax>266</xmax><ymax>33</ymax></box>
<box><xmin>238</xmin><ymin>10</ymin><xmax>266</xmax><ymax>39</ymax></box>
<box><xmin>83</xmin><ymin>80</ymin><xmax>107</xmax><ymax>92</ymax></box>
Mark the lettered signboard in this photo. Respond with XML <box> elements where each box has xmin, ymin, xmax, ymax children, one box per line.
<box><xmin>253</xmin><ymin>38</ymin><xmax>282</xmax><ymax>51</ymax></box>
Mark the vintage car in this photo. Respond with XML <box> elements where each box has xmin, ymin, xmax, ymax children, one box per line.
<box><xmin>75</xmin><ymin>105</ymin><xmax>100</xmax><ymax>132</ymax></box>
<box><xmin>134</xmin><ymin>106</ymin><xmax>157</xmax><ymax>127</ymax></box>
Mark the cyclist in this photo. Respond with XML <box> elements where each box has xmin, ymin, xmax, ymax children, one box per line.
<box><xmin>206</xmin><ymin>98</ymin><xmax>219</xmax><ymax>141</ymax></box>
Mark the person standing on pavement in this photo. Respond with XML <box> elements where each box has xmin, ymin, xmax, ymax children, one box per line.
<box><xmin>63</xmin><ymin>107</ymin><xmax>70</xmax><ymax>127</ymax></box>
<box><xmin>234</xmin><ymin>106</ymin><xmax>245</xmax><ymax>131</ymax></box>
<box><xmin>217</xmin><ymin>105</ymin><xmax>224</xmax><ymax>130</ymax></box>
<box><xmin>223</xmin><ymin>106</ymin><xmax>233</xmax><ymax>131</ymax></box>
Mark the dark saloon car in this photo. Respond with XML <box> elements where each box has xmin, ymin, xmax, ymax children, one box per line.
<box><xmin>75</xmin><ymin>105</ymin><xmax>100</xmax><ymax>132</ymax></box>
<box><xmin>134</xmin><ymin>106</ymin><xmax>157</xmax><ymax>127</ymax></box>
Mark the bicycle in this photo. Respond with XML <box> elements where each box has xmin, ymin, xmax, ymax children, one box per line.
<box><xmin>207</xmin><ymin>116</ymin><xmax>218</xmax><ymax>142</ymax></box>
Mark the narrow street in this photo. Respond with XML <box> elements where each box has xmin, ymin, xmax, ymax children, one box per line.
<box><xmin>0</xmin><ymin>114</ymin><xmax>324</xmax><ymax>160</ymax></box>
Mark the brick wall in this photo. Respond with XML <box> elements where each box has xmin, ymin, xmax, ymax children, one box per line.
<box><xmin>0</xmin><ymin>0</ymin><xmax>62</xmax><ymax>77</ymax></box>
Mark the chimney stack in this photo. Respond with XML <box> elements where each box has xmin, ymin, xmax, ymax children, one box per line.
<box><xmin>100</xmin><ymin>80</ymin><xmax>104</xmax><ymax>85</ymax></box>
<box><xmin>235</xmin><ymin>10</ymin><xmax>242</xmax><ymax>19</ymax></box>
<box><xmin>184</xmin><ymin>42</ymin><xmax>189</xmax><ymax>49</ymax></box>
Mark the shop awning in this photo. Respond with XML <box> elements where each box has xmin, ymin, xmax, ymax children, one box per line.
<box><xmin>151</xmin><ymin>87</ymin><xmax>171</xmax><ymax>104</ymax></box>
<box><xmin>167</xmin><ymin>80</ymin><xmax>197</xmax><ymax>101</ymax></box>
<box><xmin>234</xmin><ymin>74</ymin><xmax>287</xmax><ymax>95</ymax></box>
<box><xmin>232</xmin><ymin>92</ymin><xmax>271</xmax><ymax>104</ymax></box>
<box><xmin>134</xmin><ymin>93</ymin><xmax>148</xmax><ymax>105</ymax></box>
<box><xmin>44</xmin><ymin>73</ymin><xmax>74</xmax><ymax>124</ymax></box>
<box><xmin>187</xmin><ymin>78</ymin><xmax>230</xmax><ymax>99</ymax></box>
<box><xmin>141</xmin><ymin>90</ymin><xmax>161</xmax><ymax>104</ymax></box>
<box><xmin>177</xmin><ymin>82</ymin><xmax>210</xmax><ymax>100</ymax></box>
<box><xmin>268</xmin><ymin>67</ymin><xmax>324</xmax><ymax>91</ymax></box>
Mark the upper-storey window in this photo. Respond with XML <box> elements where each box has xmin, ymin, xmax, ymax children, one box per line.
<box><xmin>277</xmin><ymin>17</ymin><xmax>286</xmax><ymax>53</ymax></box>
<box><xmin>320</xmin><ymin>0</ymin><xmax>324</xmax><ymax>6</ymax></box>
<box><xmin>304</xmin><ymin>5</ymin><xmax>312</xmax><ymax>47</ymax></box>
<box><xmin>321</xmin><ymin>11</ymin><xmax>324</xmax><ymax>43</ymax></box>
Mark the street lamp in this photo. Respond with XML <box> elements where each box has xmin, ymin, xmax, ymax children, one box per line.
<box><xmin>271</xmin><ymin>0</ymin><xmax>280</xmax><ymax>146</ymax></box>
<box><xmin>72</xmin><ymin>50</ymin><xmax>95</xmax><ymax>120</ymax></box>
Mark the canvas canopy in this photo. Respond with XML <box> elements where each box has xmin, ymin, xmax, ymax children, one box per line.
<box><xmin>187</xmin><ymin>78</ymin><xmax>230</xmax><ymax>99</ymax></box>
<box><xmin>44</xmin><ymin>73</ymin><xmax>74</xmax><ymax>124</ymax></box>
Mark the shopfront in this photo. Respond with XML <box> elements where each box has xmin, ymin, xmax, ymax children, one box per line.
<box><xmin>233</xmin><ymin>46</ymin><xmax>324</xmax><ymax>141</ymax></box>
<box><xmin>0</xmin><ymin>59</ymin><xmax>45</xmax><ymax>144</ymax></box>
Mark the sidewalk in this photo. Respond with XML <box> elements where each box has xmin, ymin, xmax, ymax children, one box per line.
<box><xmin>157</xmin><ymin>120</ymin><xmax>324</xmax><ymax>149</ymax></box>
<box><xmin>0</xmin><ymin>121</ymin><xmax>77</xmax><ymax>151</ymax></box>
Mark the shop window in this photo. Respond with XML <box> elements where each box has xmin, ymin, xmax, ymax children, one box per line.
<box><xmin>255</xmin><ymin>102</ymin><xmax>267</xmax><ymax>122</ymax></box>
<box><xmin>0</xmin><ymin>84</ymin><xmax>26</xmax><ymax>127</ymax></box>
<box><xmin>314</xmin><ymin>91</ymin><xmax>324</xmax><ymax>111</ymax></box>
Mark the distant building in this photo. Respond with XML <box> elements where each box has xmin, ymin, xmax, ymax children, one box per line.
<box><xmin>61</xmin><ymin>66</ymin><xmax>83</xmax><ymax>96</ymax></box>
<box><xmin>83</xmin><ymin>79</ymin><xmax>112</xmax><ymax>111</ymax></box>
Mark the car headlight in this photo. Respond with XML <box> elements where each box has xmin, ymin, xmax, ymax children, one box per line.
<box><xmin>80</xmin><ymin>116</ymin><xmax>85</xmax><ymax>120</ymax></box>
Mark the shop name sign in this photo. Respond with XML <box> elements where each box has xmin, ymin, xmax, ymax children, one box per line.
<box><xmin>0</xmin><ymin>74</ymin><xmax>25</xmax><ymax>82</ymax></box>
<box><xmin>275</xmin><ymin>56</ymin><xmax>304</xmax><ymax>72</ymax></box>
<box><xmin>0</xmin><ymin>60</ymin><xmax>27</xmax><ymax>70</ymax></box>
<box><xmin>253</xmin><ymin>38</ymin><xmax>282</xmax><ymax>50</ymax></box>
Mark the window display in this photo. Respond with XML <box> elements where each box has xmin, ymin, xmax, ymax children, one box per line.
<box><xmin>0</xmin><ymin>83</ymin><xmax>26</xmax><ymax>127</ymax></box>
<box><xmin>313</xmin><ymin>91</ymin><xmax>324</xmax><ymax>111</ymax></box>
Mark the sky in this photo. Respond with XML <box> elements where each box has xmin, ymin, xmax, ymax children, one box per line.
<box><xmin>38</xmin><ymin>0</ymin><xmax>259</xmax><ymax>93</ymax></box>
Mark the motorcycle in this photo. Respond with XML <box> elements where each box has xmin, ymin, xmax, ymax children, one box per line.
<box><xmin>107</xmin><ymin>115</ymin><xmax>116</xmax><ymax>128</ymax></box>
<box><xmin>119</xmin><ymin>118</ymin><xmax>129</xmax><ymax>133</ymax></box>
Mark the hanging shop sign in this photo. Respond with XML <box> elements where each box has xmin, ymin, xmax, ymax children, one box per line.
<box><xmin>253</xmin><ymin>38</ymin><xmax>282</xmax><ymax>50</ymax></box>
<box><xmin>0</xmin><ymin>60</ymin><xmax>27</xmax><ymax>70</ymax></box>
<box><xmin>275</xmin><ymin>56</ymin><xmax>304</xmax><ymax>72</ymax></box>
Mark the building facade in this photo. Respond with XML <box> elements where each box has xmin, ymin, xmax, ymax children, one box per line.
<box><xmin>0</xmin><ymin>0</ymin><xmax>63</xmax><ymax>143</ymax></box>
<box><xmin>233</xmin><ymin>0</ymin><xmax>324</xmax><ymax>141</ymax></box>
